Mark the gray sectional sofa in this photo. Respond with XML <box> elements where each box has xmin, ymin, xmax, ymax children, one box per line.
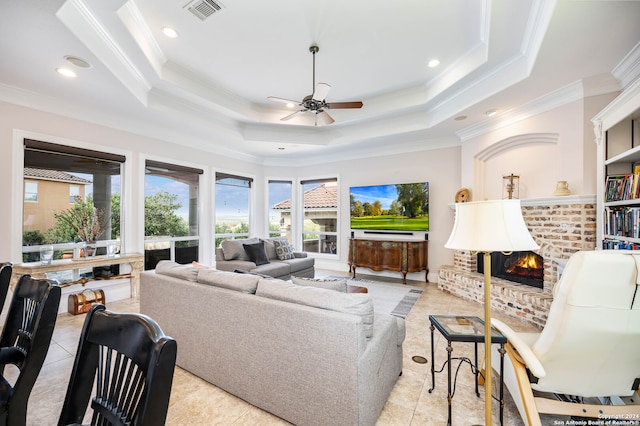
<box><xmin>214</xmin><ymin>237</ymin><xmax>314</xmax><ymax>280</ymax></box>
<box><xmin>140</xmin><ymin>261</ymin><xmax>405</xmax><ymax>426</ymax></box>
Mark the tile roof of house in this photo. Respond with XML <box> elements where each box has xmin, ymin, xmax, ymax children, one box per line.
<box><xmin>273</xmin><ymin>183</ymin><xmax>337</xmax><ymax>210</ymax></box>
<box><xmin>24</xmin><ymin>167</ymin><xmax>92</xmax><ymax>184</ymax></box>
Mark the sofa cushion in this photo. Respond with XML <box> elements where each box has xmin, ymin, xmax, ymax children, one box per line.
<box><xmin>273</xmin><ymin>238</ymin><xmax>295</xmax><ymax>260</ymax></box>
<box><xmin>283</xmin><ymin>257</ymin><xmax>315</xmax><ymax>273</ymax></box>
<box><xmin>155</xmin><ymin>260</ymin><xmax>199</xmax><ymax>281</ymax></box>
<box><xmin>243</xmin><ymin>241</ymin><xmax>270</xmax><ymax>266</ymax></box>
<box><xmin>252</xmin><ymin>262</ymin><xmax>291</xmax><ymax>278</ymax></box>
<box><xmin>262</xmin><ymin>238</ymin><xmax>278</xmax><ymax>260</ymax></box>
<box><xmin>256</xmin><ymin>279</ymin><xmax>374</xmax><ymax>339</ymax></box>
<box><xmin>197</xmin><ymin>269</ymin><xmax>260</xmax><ymax>294</ymax></box>
<box><xmin>221</xmin><ymin>238</ymin><xmax>259</xmax><ymax>261</ymax></box>
<box><xmin>234</xmin><ymin>269</ymin><xmax>273</xmax><ymax>279</ymax></box>
<box><xmin>291</xmin><ymin>276</ymin><xmax>347</xmax><ymax>293</ymax></box>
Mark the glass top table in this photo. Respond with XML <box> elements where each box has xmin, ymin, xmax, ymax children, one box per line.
<box><xmin>428</xmin><ymin>315</ymin><xmax>507</xmax><ymax>425</ymax></box>
<box><xmin>429</xmin><ymin>314</ymin><xmax>507</xmax><ymax>343</ymax></box>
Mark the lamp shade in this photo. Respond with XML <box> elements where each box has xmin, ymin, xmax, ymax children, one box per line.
<box><xmin>445</xmin><ymin>199</ymin><xmax>539</xmax><ymax>252</ymax></box>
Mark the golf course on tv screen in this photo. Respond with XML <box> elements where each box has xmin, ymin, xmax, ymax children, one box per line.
<box><xmin>350</xmin><ymin>182</ymin><xmax>429</xmax><ymax>231</ymax></box>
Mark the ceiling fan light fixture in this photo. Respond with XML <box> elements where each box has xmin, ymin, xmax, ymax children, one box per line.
<box><xmin>267</xmin><ymin>44</ymin><xmax>363</xmax><ymax>126</ymax></box>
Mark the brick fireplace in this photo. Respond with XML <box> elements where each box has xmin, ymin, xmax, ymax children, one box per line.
<box><xmin>437</xmin><ymin>196</ymin><xmax>596</xmax><ymax>328</ymax></box>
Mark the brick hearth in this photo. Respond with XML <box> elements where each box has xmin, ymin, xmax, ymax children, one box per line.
<box><xmin>437</xmin><ymin>196</ymin><xmax>596</xmax><ymax>328</ymax></box>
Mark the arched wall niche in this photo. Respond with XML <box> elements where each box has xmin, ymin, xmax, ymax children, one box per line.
<box><xmin>473</xmin><ymin>133</ymin><xmax>560</xmax><ymax>200</ymax></box>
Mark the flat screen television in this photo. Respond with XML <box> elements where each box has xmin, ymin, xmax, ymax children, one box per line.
<box><xmin>349</xmin><ymin>182</ymin><xmax>429</xmax><ymax>231</ymax></box>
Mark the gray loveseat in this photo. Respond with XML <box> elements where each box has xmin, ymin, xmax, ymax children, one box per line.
<box><xmin>140</xmin><ymin>261</ymin><xmax>405</xmax><ymax>426</ymax></box>
<box><xmin>215</xmin><ymin>237</ymin><xmax>314</xmax><ymax>280</ymax></box>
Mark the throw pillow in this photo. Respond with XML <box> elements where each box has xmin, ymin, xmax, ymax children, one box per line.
<box><xmin>243</xmin><ymin>241</ymin><xmax>270</xmax><ymax>266</ymax></box>
<box><xmin>291</xmin><ymin>276</ymin><xmax>347</xmax><ymax>293</ymax></box>
<box><xmin>221</xmin><ymin>238</ymin><xmax>259</xmax><ymax>261</ymax></box>
<box><xmin>273</xmin><ymin>239</ymin><xmax>295</xmax><ymax>260</ymax></box>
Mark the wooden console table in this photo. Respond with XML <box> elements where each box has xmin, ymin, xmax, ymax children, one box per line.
<box><xmin>348</xmin><ymin>238</ymin><xmax>428</xmax><ymax>284</ymax></box>
<box><xmin>11</xmin><ymin>253</ymin><xmax>144</xmax><ymax>298</ymax></box>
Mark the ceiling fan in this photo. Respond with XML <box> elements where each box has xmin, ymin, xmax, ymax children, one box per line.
<box><xmin>268</xmin><ymin>45</ymin><xmax>363</xmax><ymax>126</ymax></box>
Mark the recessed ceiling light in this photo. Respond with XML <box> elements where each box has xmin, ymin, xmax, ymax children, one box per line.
<box><xmin>286</xmin><ymin>102</ymin><xmax>295</xmax><ymax>108</ymax></box>
<box><xmin>454</xmin><ymin>115</ymin><xmax>467</xmax><ymax>121</ymax></box>
<box><xmin>485</xmin><ymin>109</ymin><xmax>499</xmax><ymax>117</ymax></box>
<box><xmin>161</xmin><ymin>26</ymin><xmax>178</xmax><ymax>38</ymax></box>
<box><xmin>64</xmin><ymin>55</ymin><xmax>91</xmax><ymax>69</ymax></box>
<box><xmin>56</xmin><ymin>67</ymin><xmax>77</xmax><ymax>78</ymax></box>
<box><xmin>427</xmin><ymin>59</ymin><xmax>440</xmax><ymax>68</ymax></box>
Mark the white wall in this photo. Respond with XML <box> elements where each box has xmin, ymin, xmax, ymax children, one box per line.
<box><xmin>264</xmin><ymin>147</ymin><xmax>461</xmax><ymax>282</ymax></box>
<box><xmin>460</xmin><ymin>95</ymin><xmax>615</xmax><ymax>200</ymax></box>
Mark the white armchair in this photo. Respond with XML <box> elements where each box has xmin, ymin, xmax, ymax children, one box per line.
<box><xmin>491</xmin><ymin>250</ymin><xmax>640</xmax><ymax>425</ymax></box>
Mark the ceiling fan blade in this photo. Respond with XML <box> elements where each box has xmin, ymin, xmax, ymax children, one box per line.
<box><xmin>268</xmin><ymin>96</ymin><xmax>300</xmax><ymax>106</ymax></box>
<box><xmin>316</xmin><ymin>110</ymin><xmax>335</xmax><ymax>126</ymax></box>
<box><xmin>312</xmin><ymin>83</ymin><xmax>331</xmax><ymax>101</ymax></box>
<box><xmin>326</xmin><ymin>101</ymin><xmax>363</xmax><ymax>109</ymax></box>
<box><xmin>281</xmin><ymin>110</ymin><xmax>307</xmax><ymax>121</ymax></box>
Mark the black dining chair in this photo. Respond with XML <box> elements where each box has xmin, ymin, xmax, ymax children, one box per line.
<box><xmin>0</xmin><ymin>263</ymin><xmax>12</xmax><ymax>316</ymax></box>
<box><xmin>58</xmin><ymin>304</ymin><xmax>177</xmax><ymax>426</ymax></box>
<box><xmin>0</xmin><ymin>274</ymin><xmax>61</xmax><ymax>426</ymax></box>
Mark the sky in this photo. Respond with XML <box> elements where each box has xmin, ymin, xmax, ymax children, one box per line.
<box><xmin>76</xmin><ymin>173</ymin><xmax>298</xmax><ymax>222</ymax></box>
<box><xmin>350</xmin><ymin>184</ymin><xmax>399</xmax><ymax>209</ymax></box>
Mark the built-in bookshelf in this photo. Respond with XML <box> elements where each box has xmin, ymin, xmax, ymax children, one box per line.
<box><xmin>594</xmin><ymin>77</ymin><xmax>640</xmax><ymax>250</ymax></box>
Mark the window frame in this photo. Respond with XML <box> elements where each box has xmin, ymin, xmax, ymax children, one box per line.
<box><xmin>214</xmin><ymin>171</ymin><xmax>254</xmax><ymax>248</ymax></box>
<box><xmin>24</xmin><ymin>181</ymin><xmax>38</xmax><ymax>203</ymax></box>
<box><xmin>143</xmin><ymin>159</ymin><xmax>203</xmax><ymax>270</ymax></box>
<box><xmin>298</xmin><ymin>176</ymin><xmax>339</xmax><ymax>257</ymax></box>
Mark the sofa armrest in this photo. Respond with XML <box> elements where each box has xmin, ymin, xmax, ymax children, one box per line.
<box><xmin>215</xmin><ymin>247</ymin><xmax>225</xmax><ymax>261</ymax></box>
<box><xmin>293</xmin><ymin>252</ymin><xmax>307</xmax><ymax>258</ymax></box>
<box><xmin>491</xmin><ymin>318</ymin><xmax>546</xmax><ymax>378</ymax></box>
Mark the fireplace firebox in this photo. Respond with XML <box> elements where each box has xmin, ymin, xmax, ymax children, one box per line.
<box><xmin>477</xmin><ymin>251</ymin><xmax>543</xmax><ymax>289</ymax></box>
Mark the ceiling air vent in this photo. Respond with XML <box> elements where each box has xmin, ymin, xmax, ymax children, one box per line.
<box><xmin>186</xmin><ymin>0</ymin><xmax>225</xmax><ymax>21</ymax></box>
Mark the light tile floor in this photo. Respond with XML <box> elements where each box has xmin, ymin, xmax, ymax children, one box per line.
<box><xmin>20</xmin><ymin>270</ymin><xmax>563</xmax><ymax>425</ymax></box>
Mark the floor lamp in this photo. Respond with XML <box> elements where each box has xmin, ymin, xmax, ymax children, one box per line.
<box><xmin>445</xmin><ymin>199</ymin><xmax>538</xmax><ymax>425</ymax></box>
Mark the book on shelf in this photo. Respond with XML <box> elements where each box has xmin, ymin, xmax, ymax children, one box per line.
<box><xmin>603</xmin><ymin>238</ymin><xmax>640</xmax><ymax>250</ymax></box>
<box><xmin>605</xmin><ymin>173</ymin><xmax>640</xmax><ymax>201</ymax></box>
<box><xmin>604</xmin><ymin>206</ymin><xmax>640</xmax><ymax>238</ymax></box>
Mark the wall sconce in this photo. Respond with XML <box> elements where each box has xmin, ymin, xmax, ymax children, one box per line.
<box><xmin>503</xmin><ymin>174</ymin><xmax>519</xmax><ymax>199</ymax></box>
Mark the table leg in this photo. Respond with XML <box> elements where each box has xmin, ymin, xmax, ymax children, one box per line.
<box><xmin>129</xmin><ymin>259</ymin><xmax>143</xmax><ymax>299</ymax></box>
<box><xmin>499</xmin><ymin>343</ymin><xmax>505</xmax><ymax>425</ymax></box>
<box><xmin>474</xmin><ymin>342</ymin><xmax>480</xmax><ymax>397</ymax></box>
<box><xmin>429</xmin><ymin>323</ymin><xmax>436</xmax><ymax>393</ymax></box>
<box><xmin>447</xmin><ymin>341</ymin><xmax>453</xmax><ymax>426</ymax></box>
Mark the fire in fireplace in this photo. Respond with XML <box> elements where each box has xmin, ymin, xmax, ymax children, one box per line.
<box><xmin>477</xmin><ymin>251</ymin><xmax>543</xmax><ymax>289</ymax></box>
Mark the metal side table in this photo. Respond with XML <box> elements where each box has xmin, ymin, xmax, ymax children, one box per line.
<box><xmin>428</xmin><ymin>315</ymin><xmax>507</xmax><ymax>425</ymax></box>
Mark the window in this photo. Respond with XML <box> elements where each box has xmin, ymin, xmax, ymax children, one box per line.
<box><xmin>69</xmin><ymin>185</ymin><xmax>80</xmax><ymax>203</ymax></box>
<box><xmin>300</xmin><ymin>178</ymin><xmax>338</xmax><ymax>255</ymax></box>
<box><xmin>268</xmin><ymin>180</ymin><xmax>292</xmax><ymax>240</ymax></box>
<box><xmin>215</xmin><ymin>172</ymin><xmax>252</xmax><ymax>248</ymax></box>
<box><xmin>24</xmin><ymin>181</ymin><xmax>38</xmax><ymax>202</ymax></box>
<box><xmin>144</xmin><ymin>160</ymin><xmax>202</xmax><ymax>270</ymax></box>
<box><xmin>22</xmin><ymin>139</ymin><xmax>124</xmax><ymax>265</ymax></box>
